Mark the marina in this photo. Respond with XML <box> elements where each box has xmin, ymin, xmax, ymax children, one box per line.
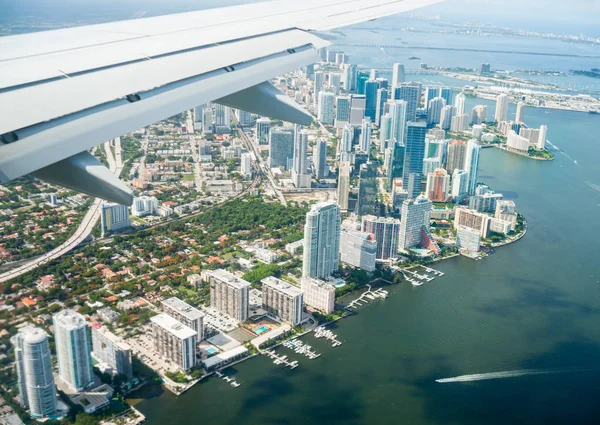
<box><xmin>214</xmin><ymin>370</ymin><xmax>242</xmax><ymax>388</ymax></box>
<box><xmin>283</xmin><ymin>338</ymin><xmax>321</xmax><ymax>359</ymax></box>
<box><xmin>346</xmin><ymin>285</ymin><xmax>389</xmax><ymax>310</ymax></box>
<box><xmin>263</xmin><ymin>350</ymin><xmax>299</xmax><ymax>369</ymax></box>
<box><xmin>314</xmin><ymin>326</ymin><xmax>342</xmax><ymax>347</ymax></box>
<box><xmin>402</xmin><ymin>266</ymin><xmax>444</xmax><ymax>286</ymax></box>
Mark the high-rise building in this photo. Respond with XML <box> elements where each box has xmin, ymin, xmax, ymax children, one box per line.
<box><xmin>426</xmin><ymin>168</ymin><xmax>450</xmax><ymax>202</ymax></box>
<box><xmin>456</xmin><ymin>226</ymin><xmax>481</xmax><ymax>252</ymax></box>
<box><xmin>161</xmin><ymin>297</ymin><xmax>205</xmax><ymax>340</ymax></box>
<box><xmin>300</xmin><ymin>277</ymin><xmax>336</xmax><ymax>314</ymax></box>
<box><xmin>357</xmin><ymin>162</ymin><xmax>378</xmax><ymax>217</ymax></box>
<box><xmin>538</xmin><ymin>125</ymin><xmax>548</xmax><ymax>150</ymax></box>
<box><xmin>356</xmin><ymin>72</ymin><xmax>369</xmax><ymax>95</ymax></box>
<box><xmin>207</xmin><ymin>269</ymin><xmax>251</xmax><ymax>321</ymax></box>
<box><xmin>314</xmin><ymin>140</ymin><xmax>328</xmax><ymax>179</ymax></box>
<box><xmin>335</xmin><ymin>96</ymin><xmax>351</xmax><ymax>124</ymax></box>
<box><xmin>495</xmin><ymin>200</ymin><xmax>518</xmax><ymax>231</ymax></box>
<box><xmin>454</xmin><ymin>93</ymin><xmax>466</xmax><ymax>115</ymax></box>
<box><xmin>340</xmin><ymin>125</ymin><xmax>354</xmax><ymax>153</ymax></box>
<box><xmin>507</xmin><ymin>130</ymin><xmax>530</xmax><ymax>152</ymax></box>
<box><xmin>328</xmin><ymin>73</ymin><xmax>341</xmax><ymax>94</ymax></box>
<box><xmin>101</xmin><ymin>203</ymin><xmax>130</xmax><ymax>236</ymax></box>
<box><xmin>469</xmin><ymin>189</ymin><xmax>503</xmax><ymax>213</ymax></box>
<box><xmin>389</xmin><ymin>100</ymin><xmax>408</xmax><ymax>145</ymax></box>
<box><xmin>303</xmin><ymin>202</ymin><xmax>341</xmax><ymax>279</ymax></box>
<box><xmin>422</xmin><ymin>157</ymin><xmax>442</xmax><ymax>177</ymax></box>
<box><xmin>241</xmin><ymin>152</ymin><xmax>252</xmax><ymax>178</ymax></box>
<box><xmin>132</xmin><ymin>196</ymin><xmax>159</xmax><ymax>217</ymax></box>
<box><xmin>391</xmin><ymin>63</ymin><xmax>406</xmax><ymax>91</ymax></box>
<box><xmin>425</xmin><ymin>138</ymin><xmax>447</xmax><ymax>161</ymax></box>
<box><xmin>402</xmin><ymin>122</ymin><xmax>427</xmax><ymax>196</ymax></box>
<box><xmin>515</xmin><ymin>101</ymin><xmax>526</xmax><ymax>123</ymax></box>
<box><xmin>379</xmin><ymin>113</ymin><xmax>392</xmax><ymax>152</ymax></box>
<box><xmin>261</xmin><ymin>277</ymin><xmax>303</xmax><ymax>326</ymax></box>
<box><xmin>359</xmin><ymin>119</ymin><xmax>372</xmax><ymax>152</ymax></box>
<box><xmin>349</xmin><ymin>95</ymin><xmax>366</xmax><ymax>125</ymax></box>
<box><xmin>427</xmin><ymin>97</ymin><xmax>446</xmax><ymax>126</ymax></box>
<box><xmin>313</xmin><ymin>71</ymin><xmax>324</xmax><ymax>103</ymax></box>
<box><xmin>339</xmin><ymin>229</ymin><xmax>377</xmax><ymax>271</ymax></box>
<box><xmin>341</xmin><ymin>64</ymin><xmax>358</xmax><ymax>92</ymax></box>
<box><xmin>375</xmin><ymin>88</ymin><xmax>389</xmax><ymax>126</ymax></box>
<box><xmin>364</xmin><ymin>79</ymin><xmax>380</xmax><ymax>122</ymax></box>
<box><xmin>202</xmin><ymin>107</ymin><xmax>214</xmax><ymax>133</ymax></box>
<box><xmin>439</xmin><ymin>105</ymin><xmax>456</xmax><ymax>130</ymax></box>
<box><xmin>464</xmin><ymin>139</ymin><xmax>481</xmax><ymax>195</ymax></box>
<box><xmin>394</xmin><ymin>84</ymin><xmax>420</xmax><ymax>121</ymax></box>
<box><xmin>387</xmin><ymin>141</ymin><xmax>406</xmax><ymax>189</ymax></box>
<box><xmin>318</xmin><ymin>91</ymin><xmax>335</xmax><ymax>125</ymax></box>
<box><xmin>337</xmin><ymin>162</ymin><xmax>351</xmax><ymax>210</ymax></box>
<box><xmin>446</xmin><ymin>140</ymin><xmax>468</xmax><ymax>174</ymax></box>
<box><xmin>12</xmin><ymin>327</ymin><xmax>57</xmax><ymax>419</ymax></box>
<box><xmin>454</xmin><ymin>207</ymin><xmax>492</xmax><ymax>238</ymax></box>
<box><xmin>91</xmin><ymin>324</ymin><xmax>133</xmax><ymax>378</ymax></box>
<box><xmin>451</xmin><ymin>169</ymin><xmax>469</xmax><ymax>203</ymax></box>
<box><xmin>214</xmin><ymin>103</ymin><xmax>230</xmax><ymax>127</ymax></box>
<box><xmin>49</xmin><ymin>193</ymin><xmax>58</xmax><ymax>206</ymax></box>
<box><xmin>269</xmin><ymin>127</ymin><xmax>294</xmax><ymax>169</ymax></box>
<box><xmin>424</xmin><ymin>87</ymin><xmax>441</xmax><ymax>111</ymax></box>
<box><xmin>256</xmin><ymin>117</ymin><xmax>271</xmax><ymax>145</ymax></box>
<box><xmin>480</xmin><ymin>63</ymin><xmax>491</xmax><ymax>74</ymax></box>
<box><xmin>472</xmin><ymin>124</ymin><xmax>484</xmax><ymax>140</ymax></box>
<box><xmin>150</xmin><ymin>314</ymin><xmax>197</xmax><ymax>371</ymax></box>
<box><xmin>451</xmin><ymin>114</ymin><xmax>470</xmax><ymax>133</ymax></box>
<box><xmin>236</xmin><ymin>109</ymin><xmax>254</xmax><ymax>126</ymax></box>
<box><xmin>53</xmin><ymin>309</ymin><xmax>94</xmax><ymax>392</ymax></box>
<box><xmin>471</xmin><ymin>105</ymin><xmax>487</xmax><ymax>125</ymax></box>
<box><xmin>407</xmin><ymin>172</ymin><xmax>422</xmax><ymax>199</ymax></box>
<box><xmin>362</xmin><ymin>215</ymin><xmax>401</xmax><ymax>260</ymax></box>
<box><xmin>398</xmin><ymin>196</ymin><xmax>432</xmax><ymax>250</ymax></box>
<box><xmin>292</xmin><ymin>127</ymin><xmax>311</xmax><ymax>188</ymax></box>
<box><xmin>440</xmin><ymin>87</ymin><xmax>454</xmax><ymax>106</ymax></box>
<box><xmin>495</xmin><ymin>94</ymin><xmax>509</xmax><ymax>123</ymax></box>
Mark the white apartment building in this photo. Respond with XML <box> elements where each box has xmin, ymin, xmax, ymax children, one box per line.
<box><xmin>150</xmin><ymin>313</ymin><xmax>197</xmax><ymax>371</ymax></box>
<box><xmin>206</xmin><ymin>269</ymin><xmax>250</xmax><ymax>322</ymax></box>
<box><xmin>161</xmin><ymin>297</ymin><xmax>205</xmax><ymax>341</ymax></box>
<box><xmin>300</xmin><ymin>277</ymin><xmax>336</xmax><ymax>314</ymax></box>
<box><xmin>261</xmin><ymin>277</ymin><xmax>304</xmax><ymax>326</ymax></box>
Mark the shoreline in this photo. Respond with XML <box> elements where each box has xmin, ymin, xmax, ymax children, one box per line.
<box><xmin>493</xmin><ymin>145</ymin><xmax>555</xmax><ymax>161</ymax></box>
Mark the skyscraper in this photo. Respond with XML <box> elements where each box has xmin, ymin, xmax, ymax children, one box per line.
<box><xmin>292</xmin><ymin>127</ymin><xmax>311</xmax><ymax>188</ymax></box>
<box><xmin>364</xmin><ymin>79</ymin><xmax>380</xmax><ymax>122</ymax></box>
<box><xmin>451</xmin><ymin>169</ymin><xmax>470</xmax><ymax>203</ymax></box>
<box><xmin>424</xmin><ymin>87</ymin><xmax>441</xmax><ymax>111</ymax></box>
<box><xmin>261</xmin><ymin>277</ymin><xmax>304</xmax><ymax>326</ymax></box>
<box><xmin>375</xmin><ymin>88</ymin><xmax>389</xmax><ymax>126</ymax></box>
<box><xmin>340</xmin><ymin>125</ymin><xmax>354</xmax><ymax>153</ymax></box>
<box><xmin>454</xmin><ymin>93</ymin><xmax>466</xmax><ymax>115</ymax></box>
<box><xmin>214</xmin><ymin>103</ymin><xmax>230</xmax><ymax>127</ymax></box>
<box><xmin>342</xmin><ymin>64</ymin><xmax>358</xmax><ymax>92</ymax></box>
<box><xmin>391</xmin><ymin>63</ymin><xmax>406</xmax><ymax>92</ymax></box>
<box><xmin>440</xmin><ymin>87</ymin><xmax>454</xmax><ymax>106</ymax></box>
<box><xmin>339</xmin><ymin>229</ymin><xmax>377</xmax><ymax>271</ymax></box>
<box><xmin>446</xmin><ymin>140</ymin><xmax>468</xmax><ymax>174</ymax></box>
<box><xmin>303</xmin><ymin>202</ymin><xmax>341</xmax><ymax>279</ymax></box>
<box><xmin>314</xmin><ymin>139</ymin><xmax>328</xmax><ymax>179</ymax></box>
<box><xmin>256</xmin><ymin>117</ymin><xmax>271</xmax><ymax>145</ymax></box>
<box><xmin>349</xmin><ymin>95</ymin><xmax>366</xmax><ymax>125</ymax></box>
<box><xmin>91</xmin><ymin>324</ymin><xmax>133</xmax><ymax>378</ymax></box>
<box><xmin>402</xmin><ymin>122</ymin><xmax>427</xmax><ymax>196</ymax></box>
<box><xmin>451</xmin><ymin>114</ymin><xmax>470</xmax><ymax>133</ymax></box>
<box><xmin>150</xmin><ymin>314</ymin><xmax>197</xmax><ymax>371</ymax></box>
<box><xmin>53</xmin><ymin>309</ymin><xmax>94</xmax><ymax>392</ymax></box>
<box><xmin>388</xmin><ymin>141</ymin><xmax>406</xmax><ymax>189</ymax></box>
<box><xmin>425</xmin><ymin>168</ymin><xmax>450</xmax><ymax>202</ymax></box>
<box><xmin>439</xmin><ymin>105</ymin><xmax>456</xmax><ymax>130</ymax></box>
<box><xmin>357</xmin><ymin>162</ymin><xmax>378</xmax><ymax>217</ymax></box>
<box><xmin>318</xmin><ymin>91</ymin><xmax>335</xmax><ymax>125</ymax></box>
<box><xmin>379</xmin><ymin>112</ymin><xmax>392</xmax><ymax>153</ymax></box>
<box><xmin>362</xmin><ymin>215</ymin><xmax>401</xmax><ymax>260</ymax></box>
<box><xmin>101</xmin><ymin>203</ymin><xmax>130</xmax><ymax>236</ymax></box>
<box><xmin>269</xmin><ymin>127</ymin><xmax>294</xmax><ymax>169</ymax></box>
<box><xmin>313</xmin><ymin>71</ymin><xmax>324</xmax><ymax>103</ymax></box>
<box><xmin>335</xmin><ymin>96</ymin><xmax>351</xmax><ymax>124</ymax></box>
<box><xmin>407</xmin><ymin>172</ymin><xmax>422</xmax><ymax>199</ymax></box>
<box><xmin>398</xmin><ymin>196</ymin><xmax>432</xmax><ymax>250</ymax></box>
<box><xmin>427</xmin><ymin>97</ymin><xmax>446</xmax><ymax>126</ymax></box>
<box><xmin>464</xmin><ymin>139</ymin><xmax>481</xmax><ymax>195</ymax></box>
<box><xmin>240</xmin><ymin>152</ymin><xmax>252</xmax><ymax>178</ymax></box>
<box><xmin>359</xmin><ymin>119</ymin><xmax>372</xmax><ymax>152</ymax></box>
<box><xmin>394</xmin><ymin>84</ymin><xmax>420</xmax><ymax>121</ymax></box>
<box><xmin>471</xmin><ymin>105</ymin><xmax>488</xmax><ymax>125</ymax></box>
<box><xmin>12</xmin><ymin>327</ymin><xmax>57</xmax><ymax>419</ymax></box>
<box><xmin>389</xmin><ymin>100</ymin><xmax>408</xmax><ymax>145</ymax></box>
<box><xmin>515</xmin><ymin>101</ymin><xmax>526</xmax><ymax>123</ymax></box>
<box><xmin>207</xmin><ymin>269</ymin><xmax>250</xmax><ymax>321</ymax></box>
<box><xmin>337</xmin><ymin>162</ymin><xmax>351</xmax><ymax>210</ymax></box>
<box><xmin>328</xmin><ymin>73</ymin><xmax>341</xmax><ymax>94</ymax></box>
<box><xmin>356</xmin><ymin>72</ymin><xmax>369</xmax><ymax>95</ymax></box>
<box><xmin>495</xmin><ymin>94</ymin><xmax>509</xmax><ymax>123</ymax></box>
<box><xmin>538</xmin><ymin>125</ymin><xmax>548</xmax><ymax>150</ymax></box>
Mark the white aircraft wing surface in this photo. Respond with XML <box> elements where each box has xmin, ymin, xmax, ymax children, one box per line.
<box><xmin>0</xmin><ymin>0</ymin><xmax>443</xmax><ymax>204</ymax></box>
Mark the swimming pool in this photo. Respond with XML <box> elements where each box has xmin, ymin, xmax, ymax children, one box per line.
<box><xmin>206</xmin><ymin>348</ymin><xmax>217</xmax><ymax>355</ymax></box>
<box><xmin>255</xmin><ymin>326</ymin><xmax>269</xmax><ymax>335</ymax></box>
<box><xmin>334</xmin><ymin>281</ymin><xmax>346</xmax><ymax>288</ymax></box>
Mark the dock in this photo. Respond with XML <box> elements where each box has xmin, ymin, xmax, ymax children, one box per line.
<box><xmin>314</xmin><ymin>326</ymin><xmax>342</xmax><ymax>347</ymax></box>
<box><xmin>346</xmin><ymin>285</ymin><xmax>389</xmax><ymax>310</ymax></box>
<box><xmin>283</xmin><ymin>338</ymin><xmax>321</xmax><ymax>359</ymax></box>
<box><xmin>264</xmin><ymin>350</ymin><xmax>299</xmax><ymax>369</ymax></box>
<box><xmin>214</xmin><ymin>370</ymin><xmax>242</xmax><ymax>388</ymax></box>
<box><xmin>402</xmin><ymin>266</ymin><xmax>444</xmax><ymax>286</ymax></box>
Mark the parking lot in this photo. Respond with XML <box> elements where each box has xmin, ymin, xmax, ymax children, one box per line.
<box><xmin>126</xmin><ymin>326</ymin><xmax>181</xmax><ymax>375</ymax></box>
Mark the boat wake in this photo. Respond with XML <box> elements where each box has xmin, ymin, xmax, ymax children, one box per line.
<box><xmin>546</xmin><ymin>140</ymin><xmax>579</xmax><ymax>165</ymax></box>
<box><xmin>435</xmin><ymin>369</ymin><xmax>559</xmax><ymax>383</ymax></box>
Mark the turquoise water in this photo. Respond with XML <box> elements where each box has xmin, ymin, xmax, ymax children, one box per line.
<box><xmin>255</xmin><ymin>326</ymin><xmax>269</xmax><ymax>335</ymax></box>
<box><xmin>206</xmin><ymin>348</ymin><xmax>217</xmax><ymax>355</ymax></box>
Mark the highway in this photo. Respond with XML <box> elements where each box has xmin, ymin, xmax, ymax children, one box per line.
<box><xmin>0</xmin><ymin>140</ymin><xmax>123</xmax><ymax>283</ymax></box>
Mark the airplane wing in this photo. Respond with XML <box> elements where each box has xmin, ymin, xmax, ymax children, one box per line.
<box><xmin>0</xmin><ymin>0</ymin><xmax>444</xmax><ymax>205</ymax></box>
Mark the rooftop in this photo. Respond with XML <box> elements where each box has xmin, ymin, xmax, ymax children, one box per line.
<box><xmin>53</xmin><ymin>309</ymin><xmax>87</xmax><ymax>330</ymax></box>
<box><xmin>202</xmin><ymin>346</ymin><xmax>248</xmax><ymax>369</ymax></box>
<box><xmin>261</xmin><ymin>276</ymin><xmax>303</xmax><ymax>297</ymax></box>
<box><xmin>207</xmin><ymin>269</ymin><xmax>251</xmax><ymax>290</ymax></box>
<box><xmin>150</xmin><ymin>313</ymin><xmax>196</xmax><ymax>340</ymax></box>
<box><xmin>161</xmin><ymin>297</ymin><xmax>205</xmax><ymax>320</ymax></box>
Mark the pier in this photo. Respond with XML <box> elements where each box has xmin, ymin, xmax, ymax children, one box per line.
<box><xmin>314</xmin><ymin>326</ymin><xmax>342</xmax><ymax>347</ymax></box>
<box><xmin>402</xmin><ymin>266</ymin><xmax>444</xmax><ymax>286</ymax></box>
<box><xmin>283</xmin><ymin>339</ymin><xmax>321</xmax><ymax>359</ymax></box>
<box><xmin>214</xmin><ymin>370</ymin><xmax>242</xmax><ymax>388</ymax></box>
<box><xmin>346</xmin><ymin>285</ymin><xmax>389</xmax><ymax>310</ymax></box>
<box><xmin>263</xmin><ymin>350</ymin><xmax>299</xmax><ymax>369</ymax></box>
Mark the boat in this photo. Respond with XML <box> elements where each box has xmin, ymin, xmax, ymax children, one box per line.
<box><xmin>589</xmin><ymin>110</ymin><xmax>599</xmax><ymax>114</ymax></box>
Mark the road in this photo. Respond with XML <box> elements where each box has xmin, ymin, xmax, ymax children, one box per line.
<box><xmin>232</xmin><ymin>112</ymin><xmax>287</xmax><ymax>206</ymax></box>
<box><xmin>0</xmin><ymin>141</ymin><xmax>123</xmax><ymax>283</ymax></box>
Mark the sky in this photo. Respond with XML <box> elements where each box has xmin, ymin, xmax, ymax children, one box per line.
<box><xmin>0</xmin><ymin>0</ymin><xmax>598</xmax><ymax>36</ymax></box>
